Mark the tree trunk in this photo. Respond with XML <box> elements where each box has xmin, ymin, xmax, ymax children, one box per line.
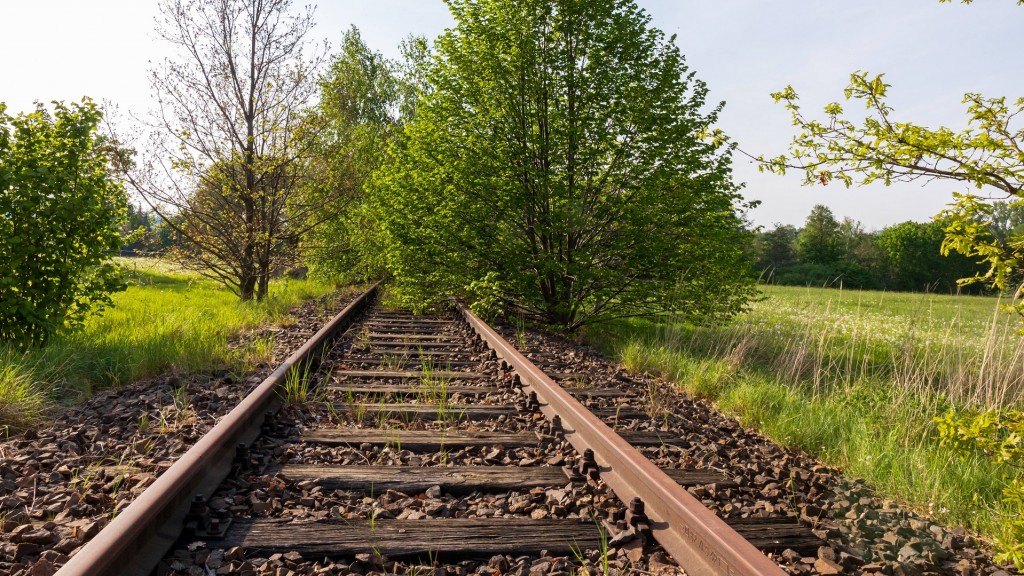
<box><xmin>256</xmin><ymin>261</ymin><xmax>270</xmax><ymax>301</ymax></box>
<box><xmin>239</xmin><ymin>273</ymin><xmax>257</xmax><ymax>301</ymax></box>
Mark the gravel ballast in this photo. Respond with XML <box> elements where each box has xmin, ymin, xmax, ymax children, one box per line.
<box><xmin>2</xmin><ymin>298</ymin><xmax>1019</xmax><ymax>576</ymax></box>
<box><xmin>0</xmin><ymin>291</ymin><xmax>358</xmax><ymax>576</ymax></box>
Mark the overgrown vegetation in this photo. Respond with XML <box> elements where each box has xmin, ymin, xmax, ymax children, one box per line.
<box><xmin>4</xmin><ymin>0</ymin><xmax>1024</xmax><ymax>563</ymax></box>
<box><xmin>0</xmin><ymin>258</ymin><xmax>336</xmax><ymax>432</ymax></box>
<box><xmin>297</xmin><ymin>27</ymin><xmax>415</xmax><ymax>283</ymax></box>
<box><xmin>936</xmin><ymin>409</ymin><xmax>1024</xmax><ymax>568</ymax></box>
<box><xmin>751</xmin><ymin>3</ymin><xmax>1024</xmax><ymax>564</ymax></box>
<box><xmin>584</xmin><ymin>285</ymin><xmax>1024</xmax><ymax>558</ymax></box>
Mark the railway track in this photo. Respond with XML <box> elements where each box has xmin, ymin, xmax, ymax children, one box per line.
<box><xmin>56</xmin><ymin>283</ymin><xmax>824</xmax><ymax>576</ymax></box>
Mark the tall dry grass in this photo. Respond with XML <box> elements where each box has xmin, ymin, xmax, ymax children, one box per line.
<box><xmin>648</xmin><ymin>286</ymin><xmax>1024</xmax><ymax>410</ymax></box>
<box><xmin>584</xmin><ymin>285</ymin><xmax>1024</xmax><ymax>543</ymax></box>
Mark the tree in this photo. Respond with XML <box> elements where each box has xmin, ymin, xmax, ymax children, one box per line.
<box><xmin>837</xmin><ymin>217</ymin><xmax>868</xmax><ymax>262</ymax></box>
<box><xmin>988</xmin><ymin>200</ymin><xmax>1024</xmax><ymax>248</ymax></box>
<box><xmin>796</xmin><ymin>205</ymin><xmax>842</xmax><ymax>265</ymax></box>
<box><xmin>0</xmin><ymin>100</ymin><xmax>127</xmax><ymax>348</ymax></box>
<box><xmin>122</xmin><ymin>0</ymin><xmax>324</xmax><ymax>300</ymax></box>
<box><xmin>753</xmin><ymin>224</ymin><xmax>798</xmax><ymax>274</ymax></box>
<box><xmin>766</xmin><ymin>207</ymin><xmax>882</xmax><ymax>289</ymax></box>
<box><xmin>298</xmin><ymin>27</ymin><xmax>406</xmax><ymax>282</ymax></box>
<box><xmin>877</xmin><ymin>220</ymin><xmax>983</xmax><ymax>292</ymax></box>
<box><xmin>121</xmin><ymin>203</ymin><xmax>153</xmax><ymax>255</ymax></box>
<box><xmin>371</xmin><ymin>0</ymin><xmax>755</xmax><ymax>331</ymax></box>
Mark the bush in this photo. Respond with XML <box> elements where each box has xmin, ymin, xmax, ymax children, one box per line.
<box><xmin>936</xmin><ymin>410</ymin><xmax>1024</xmax><ymax>569</ymax></box>
<box><xmin>0</xmin><ymin>100</ymin><xmax>127</xmax><ymax>347</ymax></box>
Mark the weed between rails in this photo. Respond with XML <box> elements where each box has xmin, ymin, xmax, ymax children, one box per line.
<box><xmin>418</xmin><ymin>356</ymin><xmax>463</xmax><ymax>426</ymax></box>
<box><xmin>570</xmin><ymin>513</ymin><xmax>612</xmax><ymax>576</ymax></box>
<box><xmin>381</xmin><ymin>353</ymin><xmax>409</xmax><ymax>371</ymax></box>
<box><xmin>282</xmin><ymin>363</ymin><xmax>316</xmax><ymax>407</ymax></box>
<box><xmin>513</xmin><ymin>312</ymin><xmax>528</xmax><ymax>350</ymax></box>
<box><xmin>281</xmin><ymin>343</ymin><xmax>338</xmax><ymax>407</ymax></box>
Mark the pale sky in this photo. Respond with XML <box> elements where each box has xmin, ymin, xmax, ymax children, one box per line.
<box><xmin>1</xmin><ymin>0</ymin><xmax>1021</xmax><ymax>229</ymax></box>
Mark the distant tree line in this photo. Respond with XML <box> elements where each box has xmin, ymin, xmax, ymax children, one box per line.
<box><xmin>121</xmin><ymin>203</ymin><xmax>180</xmax><ymax>255</ymax></box>
<box><xmin>750</xmin><ymin>203</ymin><xmax>1016</xmax><ymax>293</ymax></box>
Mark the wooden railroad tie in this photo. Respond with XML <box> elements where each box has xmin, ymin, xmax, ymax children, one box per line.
<box><xmin>303</xmin><ymin>429</ymin><xmax>706</xmax><ymax>449</ymax></box>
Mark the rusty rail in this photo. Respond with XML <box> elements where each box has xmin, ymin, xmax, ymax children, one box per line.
<box><xmin>56</xmin><ymin>283</ymin><xmax>379</xmax><ymax>576</ymax></box>
<box><xmin>457</xmin><ymin>304</ymin><xmax>788</xmax><ymax>576</ymax></box>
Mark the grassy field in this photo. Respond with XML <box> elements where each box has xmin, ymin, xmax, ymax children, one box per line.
<box><xmin>0</xmin><ymin>258</ymin><xmax>339</xmax><ymax>433</ymax></box>
<box><xmin>584</xmin><ymin>285</ymin><xmax>1024</xmax><ymax>545</ymax></box>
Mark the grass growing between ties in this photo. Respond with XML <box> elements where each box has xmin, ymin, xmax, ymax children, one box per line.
<box><xmin>0</xmin><ymin>257</ymin><xmax>340</xmax><ymax>432</ymax></box>
<box><xmin>418</xmin><ymin>356</ymin><xmax>459</xmax><ymax>425</ymax></box>
<box><xmin>583</xmin><ymin>285</ymin><xmax>1024</xmax><ymax>547</ymax></box>
<box><xmin>281</xmin><ymin>343</ymin><xmax>338</xmax><ymax>407</ymax></box>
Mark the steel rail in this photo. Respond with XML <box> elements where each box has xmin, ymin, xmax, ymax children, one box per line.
<box><xmin>56</xmin><ymin>283</ymin><xmax>379</xmax><ymax>576</ymax></box>
<box><xmin>457</xmin><ymin>304</ymin><xmax>788</xmax><ymax>576</ymax></box>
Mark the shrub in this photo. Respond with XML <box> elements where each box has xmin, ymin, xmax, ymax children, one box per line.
<box><xmin>0</xmin><ymin>100</ymin><xmax>127</xmax><ymax>347</ymax></box>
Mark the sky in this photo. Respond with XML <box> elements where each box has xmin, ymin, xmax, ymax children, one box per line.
<box><xmin>1</xmin><ymin>0</ymin><xmax>1021</xmax><ymax>230</ymax></box>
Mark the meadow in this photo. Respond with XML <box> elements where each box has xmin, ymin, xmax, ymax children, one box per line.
<box><xmin>584</xmin><ymin>285</ymin><xmax>1024</xmax><ymax>545</ymax></box>
<box><xmin>0</xmin><ymin>258</ymin><xmax>337</xmax><ymax>432</ymax></box>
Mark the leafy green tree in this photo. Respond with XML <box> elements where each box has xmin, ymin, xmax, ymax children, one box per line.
<box><xmin>371</xmin><ymin>0</ymin><xmax>755</xmax><ymax>330</ymax></box>
<box><xmin>0</xmin><ymin>100</ymin><xmax>127</xmax><ymax>348</ymax></box>
<box><xmin>796</xmin><ymin>205</ymin><xmax>842</xmax><ymax>265</ymax></box>
<box><xmin>753</xmin><ymin>224</ymin><xmax>798</xmax><ymax>274</ymax></box>
<box><xmin>121</xmin><ymin>203</ymin><xmax>153</xmax><ymax>255</ymax></box>
<box><xmin>298</xmin><ymin>27</ymin><xmax>406</xmax><ymax>282</ymax></box>
<box><xmin>145</xmin><ymin>214</ymin><xmax>182</xmax><ymax>253</ymax></box>
<box><xmin>769</xmin><ymin>207</ymin><xmax>882</xmax><ymax>289</ymax></box>
<box><xmin>877</xmin><ymin>220</ymin><xmax>983</xmax><ymax>292</ymax></box>
<box><xmin>988</xmin><ymin>200</ymin><xmax>1024</xmax><ymax>249</ymax></box>
<box><xmin>838</xmin><ymin>216</ymin><xmax>884</xmax><ymax>287</ymax></box>
<box><xmin>837</xmin><ymin>217</ymin><xmax>872</xmax><ymax>265</ymax></box>
<box><xmin>984</xmin><ymin>200</ymin><xmax>1024</xmax><ymax>291</ymax></box>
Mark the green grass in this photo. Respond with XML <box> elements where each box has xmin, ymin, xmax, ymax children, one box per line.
<box><xmin>0</xmin><ymin>257</ymin><xmax>340</xmax><ymax>433</ymax></box>
<box><xmin>583</xmin><ymin>285</ymin><xmax>1023</xmax><ymax>544</ymax></box>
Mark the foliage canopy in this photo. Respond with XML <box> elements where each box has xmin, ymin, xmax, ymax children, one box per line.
<box><xmin>876</xmin><ymin>220</ymin><xmax>981</xmax><ymax>292</ymax></box>
<box><xmin>0</xmin><ymin>100</ymin><xmax>127</xmax><ymax>347</ymax></box>
<box><xmin>796</xmin><ymin>205</ymin><xmax>842</xmax><ymax>266</ymax></box>
<box><xmin>298</xmin><ymin>27</ymin><xmax>408</xmax><ymax>282</ymax></box>
<box><xmin>371</xmin><ymin>0</ymin><xmax>755</xmax><ymax>330</ymax></box>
